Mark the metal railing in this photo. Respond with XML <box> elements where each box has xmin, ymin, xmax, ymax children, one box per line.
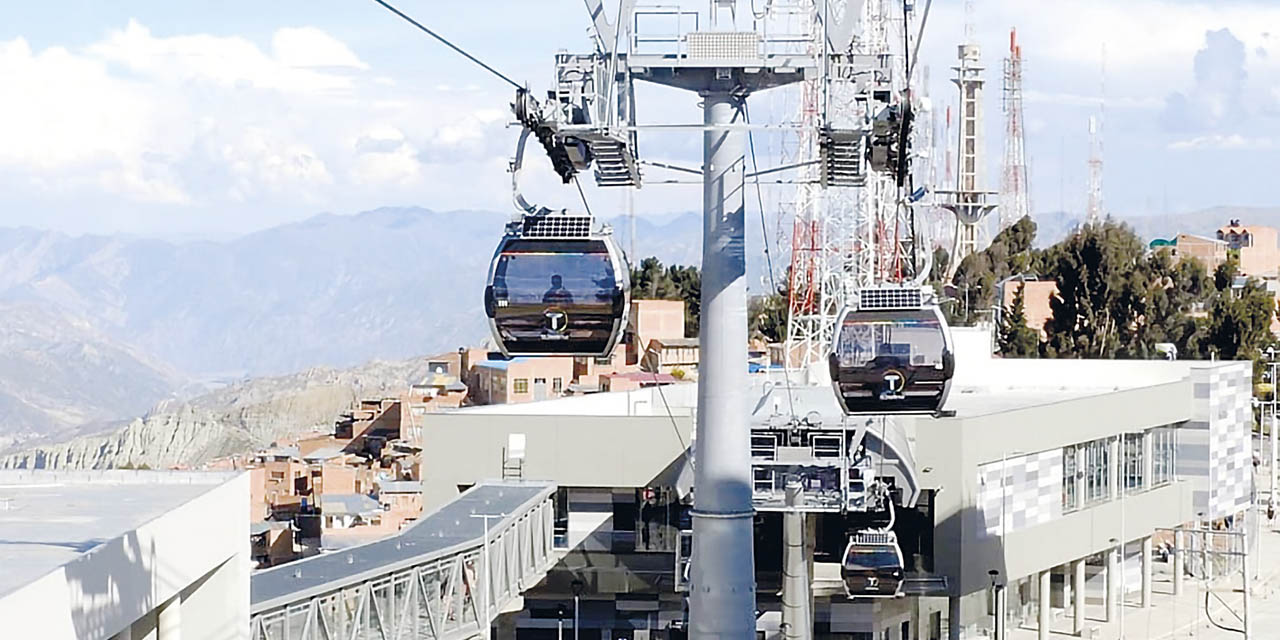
<box><xmin>250</xmin><ymin>485</ymin><xmax>557</xmax><ymax>640</ymax></box>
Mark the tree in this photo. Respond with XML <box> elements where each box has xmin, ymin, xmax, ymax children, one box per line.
<box><xmin>1202</xmin><ymin>259</ymin><xmax>1275</xmax><ymax>377</ymax></box>
<box><xmin>948</xmin><ymin>216</ymin><xmax>1040</xmax><ymax>326</ymax></box>
<box><xmin>998</xmin><ymin>282</ymin><xmax>1040</xmax><ymax>357</ymax></box>
<box><xmin>749</xmin><ymin>280</ymin><xmax>789</xmax><ymax>343</ymax></box>
<box><xmin>1041</xmin><ymin>221</ymin><xmax>1149</xmax><ymax>358</ymax></box>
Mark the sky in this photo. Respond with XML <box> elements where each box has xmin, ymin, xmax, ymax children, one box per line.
<box><xmin>0</xmin><ymin>0</ymin><xmax>1278</xmax><ymax>237</ymax></box>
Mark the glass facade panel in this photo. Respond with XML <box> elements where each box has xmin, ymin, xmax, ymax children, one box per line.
<box><xmin>1083</xmin><ymin>438</ymin><xmax>1110</xmax><ymax>505</ymax></box>
<box><xmin>1063</xmin><ymin>444</ymin><xmax>1080</xmax><ymax>512</ymax></box>
<box><xmin>1123</xmin><ymin>433</ymin><xmax>1145</xmax><ymax>494</ymax></box>
<box><xmin>1151</xmin><ymin>426</ymin><xmax>1176</xmax><ymax>487</ymax></box>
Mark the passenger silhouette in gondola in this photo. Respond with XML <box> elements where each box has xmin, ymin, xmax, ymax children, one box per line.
<box><xmin>543</xmin><ymin>274</ymin><xmax>575</xmax><ymax>305</ymax></box>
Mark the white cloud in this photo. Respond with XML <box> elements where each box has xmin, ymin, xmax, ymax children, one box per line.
<box><xmin>0</xmin><ymin>20</ymin><xmax>521</xmax><ymax>220</ymax></box>
<box><xmin>1167</xmin><ymin>134</ymin><xmax>1275</xmax><ymax>150</ymax></box>
<box><xmin>1022</xmin><ymin>90</ymin><xmax>1161</xmax><ymax>110</ymax></box>
<box><xmin>0</xmin><ymin>37</ymin><xmax>156</xmax><ymax>170</ymax></box>
<box><xmin>271</xmin><ymin>27</ymin><xmax>368</xmax><ymax>70</ymax></box>
<box><xmin>87</xmin><ymin>20</ymin><xmax>363</xmax><ymax>94</ymax></box>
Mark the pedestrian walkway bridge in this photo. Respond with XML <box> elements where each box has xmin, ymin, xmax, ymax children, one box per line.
<box><xmin>250</xmin><ymin>481</ymin><xmax>557</xmax><ymax>640</ymax></box>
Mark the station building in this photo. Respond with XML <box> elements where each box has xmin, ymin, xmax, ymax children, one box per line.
<box><xmin>419</xmin><ymin>328</ymin><xmax>1253</xmax><ymax>640</ymax></box>
<box><xmin>0</xmin><ymin>470</ymin><xmax>250</xmax><ymax>640</ymax></box>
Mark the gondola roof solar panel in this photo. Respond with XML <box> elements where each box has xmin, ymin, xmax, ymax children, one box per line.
<box><xmin>521</xmin><ymin>215</ymin><xmax>593</xmax><ymax>239</ymax></box>
<box><xmin>857</xmin><ymin>287</ymin><xmax>924</xmax><ymax>311</ymax></box>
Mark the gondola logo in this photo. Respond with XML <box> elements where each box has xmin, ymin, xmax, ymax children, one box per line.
<box><xmin>882</xmin><ymin>369</ymin><xmax>905</xmax><ymax>397</ymax></box>
<box><xmin>544</xmin><ymin>309</ymin><xmax>568</xmax><ymax>334</ymax></box>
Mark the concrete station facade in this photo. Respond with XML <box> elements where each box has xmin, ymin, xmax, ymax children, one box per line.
<box><xmin>420</xmin><ymin>328</ymin><xmax>1253</xmax><ymax>640</ymax></box>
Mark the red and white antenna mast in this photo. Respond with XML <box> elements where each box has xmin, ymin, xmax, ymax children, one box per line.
<box><xmin>1000</xmin><ymin>28</ymin><xmax>1030</xmax><ymax>230</ymax></box>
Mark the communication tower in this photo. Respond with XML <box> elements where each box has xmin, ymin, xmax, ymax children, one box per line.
<box><xmin>1000</xmin><ymin>28</ymin><xmax>1030</xmax><ymax>231</ymax></box>
<box><xmin>939</xmin><ymin>42</ymin><xmax>997</xmax><ymax>280</ymax></box>
<box><xmin>1085</xmin><ymin>45</ymin><xmax>1106</xmax><ymax>226</ymax></box>
<box><xmin>1085</xmin><ymin>117</ymin><xmax>1103</xmax><ymax>225</ymax></box>
<box><xmin>784</xmin><ymin>0</ymin><xmax>924</xmax><ymax>369</ymax></box>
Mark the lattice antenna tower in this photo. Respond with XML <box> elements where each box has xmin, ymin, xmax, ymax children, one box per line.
<box><xmin>1000</xmin><ymin>28</ymin><xmax>1030</xmax><ymax>231</ymax></box>
<box><xmin>783</xmin><ymin>0</ymin><xmax>912</xmax><ymax>369</ymax></box>
<box><xmin>781</xmin><ymin>0</ymin><xmax>832</xmax><ymax>370</ymax></box>
<box><xmin>1085</xmin><ymin>44</ymin><xmax>1106</xmax><ymax>226</ymax></box>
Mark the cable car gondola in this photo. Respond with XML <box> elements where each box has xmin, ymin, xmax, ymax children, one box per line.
<box><xmin>484</xmin><ymin>213</ymin><xmax>630</xmax><ymax>357</ymax></box>
<box><xmin>841</xmin><ymin>529</ymin><xmax>905</xmax><ymax>598</ymax></box>
<box><xmin>828</xmin><ymin>286</ymin><xmax>954</xmax><ymax>415</ymax></box>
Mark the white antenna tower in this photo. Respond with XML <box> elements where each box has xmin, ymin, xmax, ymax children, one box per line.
<box><xmin>940</xmin><ymin>38</ymin><xmax>997</xmax><ymax>280</ymax></box>
<box><xmin>1085</xmin><ymin>44</ymin><xmax>1106</xmax><ymax>226</ymax></box>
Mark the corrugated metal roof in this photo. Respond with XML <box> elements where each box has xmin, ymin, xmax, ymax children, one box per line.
<box><xmin>319</xmin><ymin>494</ymin><xmax>382</xmax><ymax>516</ymax></box>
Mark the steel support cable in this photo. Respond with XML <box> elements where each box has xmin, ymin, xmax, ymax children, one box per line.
<box><xmin>646</xmin><ymin>347</ymin><xmax>695</xmax><ymax>471</ymax></box>
<box><xmin>572</xmin><ymin>176</ymin><xmax>594</xmax><ymax>217</ymax></box>
<box><xmin>367</xmin><ymin>0</ymin><xmax>523</xmax><ymax>91</ymax></box>
<box><xmin>743</xmin><ymin>102</ymin><xmax>798</xmax><ymax>423</ymax></box>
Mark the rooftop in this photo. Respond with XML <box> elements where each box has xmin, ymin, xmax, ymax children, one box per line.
<box><xmin>0</xmin><ymin>470</ymin><xmax>236</xmax><ymax>598</ymax></box>
<box><xmin>302</xmin><ymin>446</ymin><xmax>346</xmax><ymax>462</ymax></box>
<box><xmin>252</xmin><ymin>481</ymin><xmax>553</xmax><ymax>609</ymax></box>
<box><xmin>651</xmin><ymin>337</ymin><xmax>699</xmax><ymax>348</ymax></box>
<box><xmin>474</xmin><ymin>357</ymin><xmax>536</xmax><ymax>371</ymax></box>
<box><xmin>376</xmin><ymin>480</ymin><xmax>421</xmax><ymax>494</ymax></box>
<box><xmin>319</xmin><ymin>493</ymin><xmax>383</xmax><ymax>516</ymax></box>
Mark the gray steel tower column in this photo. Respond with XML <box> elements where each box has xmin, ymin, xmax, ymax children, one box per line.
<box><xmin>690</xmin><ymin>89</ymin><xmax>756</xmax><ymax>640</ymax></box>
<box><xmin>781</xmin><ymin>480</ymin><xmax>812</xmax><ymax>640</ymax></box>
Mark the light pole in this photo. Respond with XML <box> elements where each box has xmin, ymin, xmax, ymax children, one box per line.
<box><xmin>571</xmin><ymin>578</ymin><xmax>584</xmax><ymax>640</ymax></box>
<box><xmin>1268</xmin><ymin>349</ymin><xmax>1277</xmax><ymax>528</ymax></box>
<box><xmin>470</xmin><ymin>513</ymin><xmax>507</xmax><ymax>640</ymax></box>
<box><xmin>1110</xmin><ymin>536</ymin><xmax>1124</xmax><ymax>640</ymax></box>
<box><xmin>557</xmin><ymin>604</ymin><xmax>566</xmax><ymax>640</ymax></box>
<box><xmin>989</xmin><ymin>569</ymin><xmax>1005</xmax><ymax>640</ymax></box>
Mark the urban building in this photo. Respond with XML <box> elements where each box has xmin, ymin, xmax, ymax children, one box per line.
<box><xmin>996</xmin><ymin>277</ymin><xmax>1059</xmax><ymax>339</ymax></box>
<box><xmin>0</xmin><ymin>470</ymin><xmax>249</xmax><ymax>640</ymax></box>
<box><xmin>473</xmin><ymin>356</ymin><xmax>576</xmax><ymax>405</ymax></box>
<box><xmin>641</xmin><ymin>337</ymin><xmax>701</xmax><ymax>376</ymax></box>
<box><xmin>1217</xmin><ymin>220</ymin><xmax>1280</xmax><ymax>277</ymax></box>
<box><xmin>1149</xmin><ymin>233</ymin><xmax>1229</xmax><ymax>273</ymax></box>
<box><xmin>629</xmin><ymin>299</ymin><xmax>687</xmax><ymax>364</ymax></box>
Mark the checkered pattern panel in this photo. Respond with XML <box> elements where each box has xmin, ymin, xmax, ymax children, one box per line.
<box><xmin>1198</xmin><ymin>363</ymin><xmax>1252</xmax><ymax>519</ymax></box>
<box><xmin>976</xmin><ymin>449</ymin><xmax>1064</xmax><ymax>539</ymax></box>
<box><xmin>1180</xmin><ymin>364</ymin><xmax>1252</xmax><ymax>519</ymax></box>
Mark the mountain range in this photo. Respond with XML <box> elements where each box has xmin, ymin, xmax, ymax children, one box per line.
<box><xmin>0</xmin><ymin>203</ymin><xmax>1274</xmax><ymax>455</ymax></box>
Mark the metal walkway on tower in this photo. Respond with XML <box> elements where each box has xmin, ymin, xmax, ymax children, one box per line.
<box><xmin>250</xmin><ymin>481</ymin><xmax>557</xmax><ymax>640</ymax></box>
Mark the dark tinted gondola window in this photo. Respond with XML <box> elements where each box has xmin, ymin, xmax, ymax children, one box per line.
<box><xmin>493</xmin><ymin>250</ymin><xmax>616</xmax><ymax>306</ymax></box>
<box><xmin>835</xmin><ymin>310</ymin><xmax>945</xmax><ymax>368</ymax></box>
<box><xmin>846</xmin><ymin>548</ymin><xmax>901</xmax><ymax>570</ymax></box>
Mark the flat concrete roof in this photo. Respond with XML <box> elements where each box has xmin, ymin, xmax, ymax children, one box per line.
<box><xmin>0</xmin><ymin>470</ymin><xmax>237</xmax><ymax>598</ymax></box>
<box><xmin>251</xmin><ymin>480</ymin><xmax>554</xmax><ymax>611</ymax></box>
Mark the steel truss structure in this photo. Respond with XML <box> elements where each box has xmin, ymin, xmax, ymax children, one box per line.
<box><xmin>249</xmin><ymin>489</ymin><xmax>556</xmax><ymax>640</ymax></box>
<box><xmin>784</xmin><ymin>0</ymin><xmax>923</xmax><ymax>370</ymax></box>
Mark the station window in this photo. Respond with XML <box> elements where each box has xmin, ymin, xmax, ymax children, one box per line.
<box><xmin>1122</xmin><ymin>433</ymin><xmax>1145</xmax><ymax>493</ymax></box>
<box><xmin>1062</xmin><ymin>444</ymin><xmax>1080</xmax><ymax>512</ymax></box>
<box><xmin>1083</xmin><ymin>438</ymin><xmax>1110</xmax><ymax>505</ymax></box>
<box><xmin>513</xmin><ymin>378</ymin><xmax>529</xmax><ymax>394</ymax></box>
<box><xmin>1151</xmin><ymin>426</ymin><xmax>1176</xmax><ymax>487</ymax></box>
